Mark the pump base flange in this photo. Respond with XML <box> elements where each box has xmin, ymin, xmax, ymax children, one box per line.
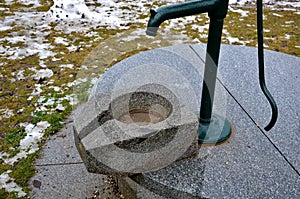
<box><xmin>198</xmin><ymin>114</ymin><xmax>232</xmax><ymax>144</ymax></box>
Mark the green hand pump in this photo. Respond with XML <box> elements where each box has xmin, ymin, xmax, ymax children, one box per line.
<box><xmin>146</xmin><ymin>0</ymin><xmax>278</xmax><ymax>144</ymax></box>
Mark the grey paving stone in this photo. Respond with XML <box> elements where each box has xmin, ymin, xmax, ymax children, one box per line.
<box><xmin>117</xmin><ymin>89</ymin><xmax>300</xmax><ymax>199</ymax></box>
<box><xmin>201</xmin><ymin>96</ymin><xmax>299</xmax><ymax>198</ymax></box>
<box><xmin>31</xmin><ymin>115</ymin><xmax>103</xmax><ymax>198</ymax></box>
<box><xmin>34</xmin><ymin>118</ymin><xmax>83</xmax><ymax>165</ymax></box>
<box><xmin>29</xmin><ymin>163</ymin><xmax>102</xmax><ymax>199</ymax></box>
<box><xmin>192</xmin><ymin>44</ymin><xmax>300</xmax><ymax>172</ymax></box>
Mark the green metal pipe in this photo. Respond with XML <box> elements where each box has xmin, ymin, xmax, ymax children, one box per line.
<box><xmin>199</xmin><ymin>18</ymin><xmax>224</xmax><ymax>123</ymax></box>
<box><xmin>257</xmin><ymin>0</ymin><xmax>278</xmax><ymax>131</ymax></box>
<box><xmin>146</xmin><ymin>0</ymin><xmax>228</xmax><ymax>36</ymax></box>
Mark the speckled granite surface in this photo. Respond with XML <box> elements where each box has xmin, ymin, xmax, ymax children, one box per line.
<box><xmin>30</xmin><ymin>44</ymin><xmax>300</xmax><ymax>198</ymax></box>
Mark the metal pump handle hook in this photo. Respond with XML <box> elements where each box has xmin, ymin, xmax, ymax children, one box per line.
<box><xmin>257</xmin><ymin>0</ymin><xmax>278</xmax><ymax>131</ymax></box>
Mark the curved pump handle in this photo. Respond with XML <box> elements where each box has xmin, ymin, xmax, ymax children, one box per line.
<box><xmin>257</xmin><ymin>0</ymin><xmax>278</xmax><ymax>131</ymax></box>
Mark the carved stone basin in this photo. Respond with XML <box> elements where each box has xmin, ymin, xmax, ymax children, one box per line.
<box><xmin>73</xmin><ymin>84</ymin><xmax>198</xmax><ymax>176</ymax></box>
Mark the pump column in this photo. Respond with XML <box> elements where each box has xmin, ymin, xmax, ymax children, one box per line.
<box><xmin>198</xmin><ymin>13</ymin><xmax>232</xmax><ymax>144</ymax></box>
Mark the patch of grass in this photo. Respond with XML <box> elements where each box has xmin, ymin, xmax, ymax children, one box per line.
<box><xmin>0</xmin><ymin>163</ymin><xmax>11</xmax><ymax>174</ymax></box>
<box><xmin>8</xmin><ymin>2</ymin><xmax>33</xmax><ymax>12</ymax></box>
<box><xmin>32</xmin><ymin>111</ymin><xmax>64</xmax><ymax>136</ymax></box>
<box><xmin>36</xmin><ymin>0</ymin><xmax>53</xmax><ymax>12</ymax></box>
<box><xmin>263</xmin><ymin>9</ymin><xmax>299</xmax><ymax>56</ymax></box>
<box><xmin>223</xmin><ymin>6</ymin><xmax>300</xmax><ymax>56</ymax></box>
<box><xmin>0</xmin><ymin>9</ymin><xmax>13</xmax><ymax>19</ymax></box>
<box><xmin>0</xmin><ymin>25</ymin><xmax>23</xmax><ymax>39</ymax></box>
<box><xmin>0</xmin><ymin>129</ymin><xmax>26</xmax><ymax>155</ymax></box>
<box><xmin>10</xmin><ymin>152</ymin><xmax>39</xmax><ymax>194</ymax></box>
<box><xmin>31</xmin><ymin>92</ymin><xmax>72</xmax><ymax>135</ymax></box>
<box><xmin>184</xmin><ymin>14</ymin><xmax>210</xmax><ymax>43</ymax></box>
<box><xmin>0</xmin><ymin>189</ymin><xmax>13</xmax><ymax>199</ymax></box>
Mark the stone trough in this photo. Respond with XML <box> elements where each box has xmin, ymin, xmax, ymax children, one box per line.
<box><xmin>73</xmin><ymin>83</ymin><xmax>199</xmax><ymax>176</ymax></box>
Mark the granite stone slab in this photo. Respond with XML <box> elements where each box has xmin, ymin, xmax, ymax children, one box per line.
<box><xmin>34</xmin><ymin>118</ymin><xmax>83</xmax><ymax>165</ymax></box>
<box><xmin>30</xmin><ymin>163</ymin><xmax>102</xmax><ymax>199</ymax></box>
<box><xmin>90</xmin><ymin>46</ymin><xmax>204</xmax><ymax>112</ymax></box>
<box><xmin>106</xmin><ymin>44</ymin><xmax>300</xmax><ymax>198</ymax></box>
<box><xmin>117</xmin><ymin>89</ymin><xmax>300</xmax><ymax>199</ymax></box>
<box><xmin>192</xmin><ymin>44</ymin><xmax>300</xmax><ymax>172</ymax></box>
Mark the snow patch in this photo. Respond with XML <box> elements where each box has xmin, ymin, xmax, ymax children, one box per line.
<box><xmin>46</xmin><ymin>0</ymin><xmax>122</xmax><ymax>28</ymax></box>
<box><xmin>0</xmin><ymin>171</ymin><xmax>27</xmax><ymax>198</ymax></box>
<box><xmin>0</xmin><ymin>109</ymin><xmax>14</xmax><ymax>120</ymax></box>
<box><xmin>229</xmin><ymin>6</ymin><xmax>249</xmax><ymax>17</ymax></box>
<box><xmin>60</xmin><ymin>64</ymin><xmax>74</xmax><ymax>69</ymax></box>
<box><xmin>16</xmin><ymin>70</ymin><xmax>25</xmax><ymax>80</ymax></box>
<box><xmin>20</xmin><ymin>121</ymin><xmax>50</xmax><ymax>149</ymax></box>
<box><xmin>6</xmin><ymin>36</ymin><xmax>26</xmax><ymax>44</ymax></box>
<box><xmin>0</xmin><ymin>26</ymin><xmax>12</xmax><ymax>31</ymax></box>
<box><xmin>191</xmin><ymin>23</ymin><xmax>210</xmax><ymax>33</ymax></box>
<box><xmin>285</xmin><ymin>21</ymin><xmax>294</xmax><ymax>24</ymax></box>
<box><xmin>229</xmin><ymin>0</ymin><xmax>300</xmax><ymax>8</ymax></box>
<box><xmin>56</xmin><ymin>103</ymin><xmax>65</xmax><ymax>111</ymax></box>
<box><xmin>49</xmin><ymin>86</ymin><xmax>61</xmax><ymax>92</ymax></box>
<box><xmin>66</xmin><ymin>77</ymin><xmax>88</xmax><ymax>87</ymax></box>
<box><xmin>29</xmin><ymin>84</ymin><xmax>43</xmax><ymax>99</ymax></box>
<box><xmin>2</xmin><ymin>121</ymin><xmax>50</xmax><ymax>165</ymax></box>
<box><xmin>32</xmin><ymin>68</ymin><xmax>54</xmax><ymax>80</ymax></box>
<box><xmin>63</xmin><ymin>94</ymin><xmax>79</xmax><ymax>106</ymax></box>
<box><xmin>85</xmin><ymin>31</ymin><xmax>99</xmax><ymax>37</ymax></box>
<box><xmin>67</xmin><ymin>45</ymin><xmax>78</xmax><ymax>52</ymax></box>
<box><xmin>223</xmin><ymin>29</ymin><xmax>246</xmax><ymax>45</ymax></box>
<box><xmin>272</xmin><ymin>13</ymin><xmax>283</xmax><ymax>17</ymax></box>
<box><xmin>121</xmin><ymin>29</ymin><xmax>148</xmax><ymax>42</ymax></box>
<box><xmin>17</xmin><ymin>0</ymin><xmax>41</xmax><ymax>6</ymax></box>
<box><xmin>55</xmin><ymin>37</ymin><xmax>69</xmax><ymax>46</ymax></box>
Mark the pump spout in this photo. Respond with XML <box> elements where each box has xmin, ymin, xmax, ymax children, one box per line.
<box><xmin>146</xmin><ymin>0</ymin><xmax>228</xmax><ymax>36</ymax></box>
